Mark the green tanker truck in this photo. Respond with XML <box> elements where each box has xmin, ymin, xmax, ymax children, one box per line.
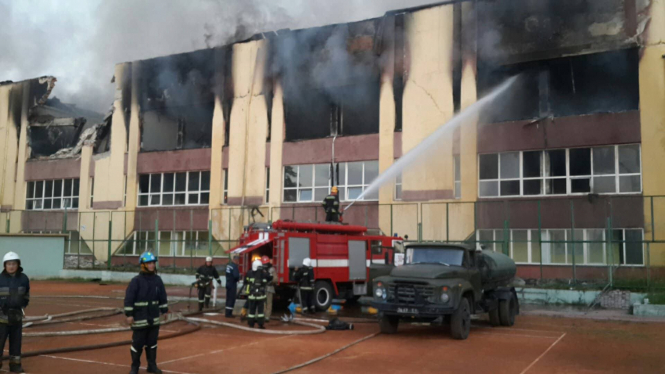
<box><xmin>371</xmin><ymin>242</ymin><xmax>519</xmax><ymax>340</ymax></box>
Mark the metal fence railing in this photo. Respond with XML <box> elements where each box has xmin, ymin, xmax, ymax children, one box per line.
<box><xmin>3</xmin><ymin>195</ymin><xmax>665</xmax><ymax>291</ymax></box>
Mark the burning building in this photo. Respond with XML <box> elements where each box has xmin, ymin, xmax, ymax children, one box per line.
<box><xmin>1</xmin><ymin>0</ymin><xmax>664</xmax><ymax>280</ymax></box>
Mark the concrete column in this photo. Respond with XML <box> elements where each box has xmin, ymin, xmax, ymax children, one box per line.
<box><xmin>79</xmin><ymin>145</ymin><xmax>93</xmax><ymax>211</ymax></box>
<box><xmin>0</xmin><ymin>85</ymin><xmax>12</xmax><ymax>209</ymax></box>
<box><xmin>401</xmin><ymin>5</ymin><xmax>455</xmax><ymax>200</ymax></box>
<box><xmin>12</xmin><ymin>83</ymin><xmax>30</xmax><ymax>211</ymax></box>
<box><xmin>125</xmin><ymin>63</ymin><xmax>141</xmax><ymax>210</ymax></box>
<box><xmin>1</xmin><ymin>83</ymin><xmax>22</xmax><ymax>210</ymax></box>
<box><xmin>460</xmin><ymin>1</ymin><xmax>478</xmax><ymax>203</ymax></box>
<box><xmin>210</xmin><ymin>95</ymin><xmax>227</xmax><ymax>240</ymax></box>
<box><xmin>228</xmin><ymin>40</ymin><xmax>269</xmax><ymax>206</ymax></box>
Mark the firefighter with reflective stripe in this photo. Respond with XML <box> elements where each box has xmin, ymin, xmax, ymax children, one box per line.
<box><xmin>124</xmin><ymin>252</ymin><xmax>168</xmax><ymax>374</ymax></box>
<box><xmin>244</xmin><ymin>259</ymin><xmax>272</xmax><ymax>329</ymax></box>
<box><xmin>195</xmin><ymin>257</ymin><xmax>221</xmax><ymax>312</ymax></box>
<box><xmin>0</xmin><ymin>252</ymin><xmax>29</xmax><ymax>373</ymax></box>
<box><xmin>262</xmin><ymin>256</ymin><xmax>276</xmax><ymax>322</ymax></box>
<box><xmin>322</xmin><ymin>186</ymin><xmax>341</xmax><ymax>222</ymax></box>
<box><xmin>294</xmin><ymin>258</ymin><xmax>316</xmax><ymax>314</ymax></box>
<box><xmin>225</xmin><ymin>254</ymin><xmax>240</xmax><ymax>318</ymax></box>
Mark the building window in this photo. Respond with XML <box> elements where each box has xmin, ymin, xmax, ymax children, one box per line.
<box><xmin>476</xmin><ymin>228</ymin><xmax>643</xmax><ymax>266</ymax></box>
<box><xmin>223</xmin><ymin>169</ymin><xmax>228</xmax><ymax>205</ymax></box>
<box><xmin>26</xmin><ymin>179</ymin><xmax>79</xmax><ymax>210</ymax></box>
<box><xmin>265</xmin><ymin>167</ymin><xmax>270</xmax><ymax>203</ymax></box>
<box><xmin>117</xmin><ymin>230</ymin><xmax>222</xmax><ymax>257</ymax></box>
<box><xmin>90</xmin><ymin>178</ymin><xmax>94</xmax><ymax>208</ymax></box>
<box><xmin>478</xmin><ymin>145</ymin><xmax>641</xmax><ymax>198</ymax></box>
<box><xmin>138</xmin><ymin>171</ymin><xmax>210</xmax><ymax>207</ymax></box>
<box><xmin>395</xmin><ymin>173</ymin><xmax>402</xmax><ymax>201</ymax></box>
<box><xmin>283</xmin><ymin>161</ymin><xmax>378</xmax><ymax>203</ymax></box>
<box><xmin>454</xmin><ymin>155</ymin><xmax>461</xmax><ymax>199</ymax></box>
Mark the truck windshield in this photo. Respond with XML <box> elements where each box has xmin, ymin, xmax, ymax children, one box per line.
<box><xmin>406</xmin><ymin>247</ymin><xmax>464</xmax><ymax>266</ymax></box>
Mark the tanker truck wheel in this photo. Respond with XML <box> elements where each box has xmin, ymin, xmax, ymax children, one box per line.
<box><xmin>314</xmin><ymin>281</ymin><xmax>334</xmax><ymax>311</ymax></box>
<box><xmin>379</xmin><ymin>314</ymin><xmax>399</xmax><ymax>334</ymax></box>
<box><xmin>450</xmin><ymin>298</ymin><xmax>471</xmax><ymax>340</ymax></box>
<box><xmin>499</xmin><ymin>295</ymin><xmax>517</xmax><ymax>327</ymax></box>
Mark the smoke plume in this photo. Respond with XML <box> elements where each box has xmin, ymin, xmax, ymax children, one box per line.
<box><xmin>0</xmin><ymin>0</ymin><xmax>440</xmax><ymax>113</ymax></box>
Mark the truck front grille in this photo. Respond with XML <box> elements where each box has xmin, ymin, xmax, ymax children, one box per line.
<box><xmin>388</xmin><ymin>283</ymin><xmax>434</xmax><ymax>304</ymax></box>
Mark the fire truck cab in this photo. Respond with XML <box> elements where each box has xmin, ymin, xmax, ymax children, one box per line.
<box><xmin>230</xmin><ymin>220</ymin><xmax>403</xmax><ymax>311</ymax></box>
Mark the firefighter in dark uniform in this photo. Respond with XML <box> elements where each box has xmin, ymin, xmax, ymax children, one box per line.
<box><xmin>322</xmin><ymin>186</ymin><xmax>341</xmax><ymax>222</ymax></box>
<box><xmin>0</xmin><ymin>252</ymin><xmax>29</xmax><ymax>373</ymax></box>
<box><xmin>294</xmin><ymin>258</ymin><xmax>316</xmax><ymax>314</ymax></box>
<box><xmin>225</xmin><ymin>254</ymin><xmax>240</xmax><ymax>318</ymax></box>
<box><xmin>244</xmin><ymin>259</ymin><xmax>272</xmax><ymax>329</ymax></box>
<box><xmin>124</xmin><ymin>252</ymin><xmax>168</xmax><ymax>374</ymax></box>
<box><xmin>195</xmin><ymin>256</ymin><xmax>221</xmax><ymax>311</ymax></box>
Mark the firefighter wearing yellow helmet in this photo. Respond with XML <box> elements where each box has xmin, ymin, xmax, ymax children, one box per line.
<box><xmin>322</xmin><ymin>186</ymin><xmax>341</xmax><ymax>222</ymax></box>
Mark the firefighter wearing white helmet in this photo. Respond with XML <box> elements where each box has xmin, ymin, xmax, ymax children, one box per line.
<box><xmin>195</xmin><ymin>256</ymin><xmax>221</xmax><ymax>312</ymax></box>
<box><xmin>0</xmin><ymin>252</ymin><xmax>30</xmax><ymax>373</ymax></box>
<box><xmin>294</xmin><ymin>258</ymin><xmax>315</xmax><ymax>314</ymax></box>
<box><xmin>243</xmin><ymin>259</ymin><xmax>272</xmax><ymax>329</ymax></box>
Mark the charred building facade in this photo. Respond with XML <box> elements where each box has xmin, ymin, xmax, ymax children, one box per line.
<box><xmin>1</xmin><ymin>0</ymin><xmax>665</xmax><ymax>278</ymax></box>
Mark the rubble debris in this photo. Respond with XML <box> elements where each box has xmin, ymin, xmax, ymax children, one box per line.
<box><xmin>48</xmin><ymin>109</ymin><xmax>113</xmax><ymax>159</ymax></box>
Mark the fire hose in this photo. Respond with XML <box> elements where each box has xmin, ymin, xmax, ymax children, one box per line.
<box><xmin>184</xmin><ymin>316</ymin><xmax>326</xmax><ymax>335</ymax></box>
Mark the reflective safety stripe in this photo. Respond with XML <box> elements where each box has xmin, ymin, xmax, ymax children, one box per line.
<box><xmin>124</xmin><ymin>307</ymin><xmax>134</xmax><ymax>311</ymax></box>
<box><xmin>257</xmin><ymin>314</ymin><xmax>265</xmax><ymax>318</ymax></box>
<box><xmin>150</xmin><ymin>344</ymin><xmax>158</xmax><ymax>349</ymax></box>
<box><xmin>204</xmin><ymin>295</ymin><xmax>211</xmax><ymax>299</ymax></box>
<box><xmin>159</xmin><ymin>304</ymin><xmax>168</xmax><ymax>309</ymax></box>
<box><xmin>198</xmin><ymin>300</ymin><xmax>205</xmax><ymax>303</ymax></box>
<box><xmin>300</xmin><ymin>287</ymin><xmax>313</xmax><ymax>290</ymax></box>
<box><xmin>130</xmin><ymin>346</ymin><xmax>138</xmax><ymax>353</ymax></box>
<box><xmin>225</xmin><ymin>307</ymin><xmax>233</xmax><ymax>310</ymax></box>
<box><xmin>134</xmin><ymin>302</ymin><xmax>149</xmax><ymax>307</ymax></box>
<box><xmin>248</xmin><ymin>314</ymin><xmax>255</xmax><ymax>318</ymax></box>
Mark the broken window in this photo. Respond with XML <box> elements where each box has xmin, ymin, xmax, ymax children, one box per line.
<box><xmin>26</xmin><ymin>179</ymin><xmax>79</xmax><ymax>210</ymax></box>
<box><xmin>141</xmin><ymin>103</ymin><xmax>214</xmax><ymax>152</ymax></box>
<box><xmin>478</xmin><ymin>49</ymin><xmax>639</xmax><ymax>123</ymax></box>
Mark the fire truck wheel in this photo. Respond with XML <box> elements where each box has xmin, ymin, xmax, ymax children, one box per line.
<box><xmin>314</xmin><ymin>281</ymin><xmax>334</xmax><ymax>311</ymax></box>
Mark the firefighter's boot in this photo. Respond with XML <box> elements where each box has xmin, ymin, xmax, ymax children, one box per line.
<box><xmin>129</xmin><ymin>346</ymin><xmax>142</xmax><ymax>374</ymax></box>
<box><xmin>9</xmin><ymin>357</ymin><xmax>24</xmax><ymax>373</ymax></box>
<box><xmin>198</xmin><ymin>302</ymin><xmax>204</xmax><ymax>312</ymax></box>
<box><xmin>146</xmin><ymin>346</ymin><xmax>162</xmax><ymax>374</ymax></box>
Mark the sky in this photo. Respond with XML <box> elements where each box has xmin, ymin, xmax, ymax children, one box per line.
<box><xmin>0</xmin><ymin>0</ymin><xmax>442</xmax><ymax>113</ymax></box>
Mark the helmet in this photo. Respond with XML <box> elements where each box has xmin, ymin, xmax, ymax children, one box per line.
<box><xmin>206</xmin><ymin>256</ymin><xmax>213</xmax><ymax>262</ymax></box>
<box><xmin>252</xmin><ymin>259</ymin><xmax>262</xmax><ymax>271</ymax></box>
<box><xmin>331</xmin><ymin>186</ymin><xmax>338</xmax><ymax>194</ymax></box>
<box><xmin>261</xmin><ymin>255</ymin><xmax>271</xmax><ymax>265</ymax></box>
<box><xmin>303</xmin><ymin>258</ymin><xmax>311</xmax><ymax>267</ymax></box>
<box><xmin>3</xmin><ymin>252</ymin><xmax>20</xmax><ymax>264</ymax></box>
<box><xmin>139</xmin><ymin>252</ymin><xmax>156</xmax><ymax>264</ymax></box>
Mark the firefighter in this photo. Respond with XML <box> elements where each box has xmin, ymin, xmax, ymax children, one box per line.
<box><xmin>262</xmin><ymin>256</ymin><xmax>276</xmax><ymax>322</ymax></box>
<box><xmin>244</xmin><ymin>259</ymin><xmax>272</xmax><ymax>329</ymax></box>
<box><xmin>294</xmin><ymin>258</ymin><xmax>316</xmax><ymax>314</ymax></box>
<box><xmin>124</xmin><ymin>252</ymin><xmax>168</xmax><ymax>374</ymax></box>
<box><xmin>225</xmin><ymin>254</ymin><xmax>240</xmax><ymax>318</ymax></box>
<box><xmin>0</xmin><ymin>252</ymin><xmax>29</xmax><ymax>373</ymax></box>
<box><xmin>322</xmin><ymin>186</ymin><xmax>341</xmax><ymax>222</ymax></box>
<box><xmin>195</xmin><ymin>256</ymin><xmax>221</xmax><ymax>312</ymax></box>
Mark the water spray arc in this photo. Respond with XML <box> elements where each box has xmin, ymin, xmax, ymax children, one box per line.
<box><xmin>343</xmin><ymin>76</ymin><xmax>518</xmax><ymax>212</ymax></box>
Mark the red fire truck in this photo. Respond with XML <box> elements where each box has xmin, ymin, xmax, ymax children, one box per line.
<box><xmin>230</xmin><ymin>220</ymin><xmax>403</xmax><ymax>311</ymax></box>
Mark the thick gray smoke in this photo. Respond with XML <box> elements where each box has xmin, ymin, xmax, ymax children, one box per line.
<box><xmin>0</xmin><ymin>0</ymin><xmax>441</xmax><ymax>113</ymax></box>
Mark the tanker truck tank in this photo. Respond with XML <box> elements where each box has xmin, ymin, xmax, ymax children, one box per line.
<box><xmin>477</xmin><ymin>249</ymin><xmax>517</xmax><ymax>289</ymax></box>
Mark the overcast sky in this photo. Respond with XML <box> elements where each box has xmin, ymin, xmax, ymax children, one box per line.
<box><xmin>0</xmin><ymin>0</ymin><xmax>441</xmax><ymax>113</ymax></box>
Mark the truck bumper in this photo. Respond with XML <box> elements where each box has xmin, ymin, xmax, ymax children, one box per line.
<box><xmin>371</xmin><ymin>301</ymin><xmax>455</xmax><ymax>319</ymax></box>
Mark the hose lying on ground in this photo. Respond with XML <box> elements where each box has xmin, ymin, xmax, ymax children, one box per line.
<box><xmin>1</xmin><ymin>317</ymin><xmax>201</xmax><ymax>362</ymax></box>
<box><xmin>22</xmin><ymin>308</ymin><xmax>224</xmax><ymax>337</ymax></box>
<box><xmin>185</xmin><ymin>316</ymin><xmax>327</xmax><ymax>335</ymax></box>
<box><xmin>271</xmin><ymin>332</ymin><xmax>380</xmax><ymax>374</ymax></box>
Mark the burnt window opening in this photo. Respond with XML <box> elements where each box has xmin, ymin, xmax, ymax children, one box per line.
<box><xmin>478</xmin><ymin>48</ymin><xmax>639</xmax><ymax>123</ymax></box>
<box><xmin>141</xmin><ymin>103</ymin><xmax>214</xmax><ymax>152</ymax></box>
<box><xmin>284</xmin><ymin>77</ymin><xmax>380</xmax><ymax>141</ymax></box>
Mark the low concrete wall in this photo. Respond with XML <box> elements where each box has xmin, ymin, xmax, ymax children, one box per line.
<box><xmin>0</xmin><ymin>234</ymin><xmax>65</xmax><ymax>278</ymax></box>
<box><xmin>59</xmin><ymin>269</ymin><xmax>225</xmax><ymax>287</ymax></box>
<box><xmin>516</xmin><ymin>287</ymin><xmax>646</xmax><ymax>306</ymax></box>
<box><xmin>633</xmin><ymin>304</ymin><xmax>665</xmax><ymax>317</ymax></box>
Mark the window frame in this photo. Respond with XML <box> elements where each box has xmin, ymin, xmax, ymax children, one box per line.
<box><xmin>283</xmin><ymin>161</ymin><xmax>379</xmax><ymax>203</ymax></box>
<box><xmin>476</xmin><ymin>228</ymin><xmax>644</xmax><ymax>266</ymax></box>
<box><xmin>26</xmin><ymin>178</ymin><xmax>80</xmax><ymax>211</ymax></box>
<box><xmin>137</xmin><ymin>171</ymin><xmax>211</xmax><ymax>207</ymax></box>
<box><xmin>478</xmin><ymin>144</ymin><xmax>642</xmax><ymax>198</ymax></box>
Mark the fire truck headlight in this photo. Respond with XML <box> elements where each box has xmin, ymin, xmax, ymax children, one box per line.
<box><xmin>374</xmin><ymin>287</ymin><xmax>386</xmax><ymax>300</ymax></box>
<box><xmin>440</xmin><ymin>293</ymin><xmax>450</xmax><ymax>303</ymax></box>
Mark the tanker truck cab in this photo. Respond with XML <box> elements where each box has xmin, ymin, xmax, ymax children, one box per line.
<box><xmin>372</xmin><ymin>243</ymin><xmax>519</xmax><ymax>340</ymax></box>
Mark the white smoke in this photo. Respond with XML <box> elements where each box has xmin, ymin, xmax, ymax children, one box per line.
<box><xmin>0</xmin><ymin>0</ymin><xmax>442</xmax><ymax>113</ymax></box>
